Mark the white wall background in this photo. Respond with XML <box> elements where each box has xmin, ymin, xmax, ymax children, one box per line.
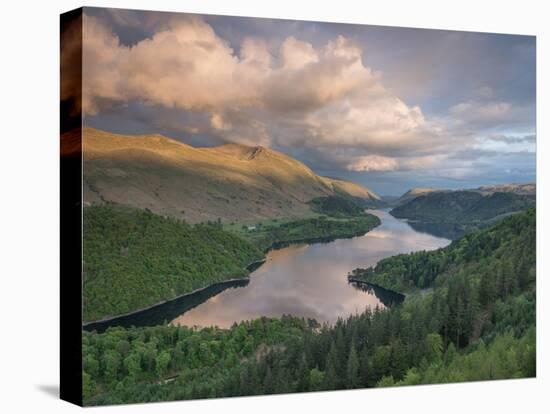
<box><xmin>0</xmin><ymin>0</ymin><xmax>547</xmax><ymax>412</ymax></box>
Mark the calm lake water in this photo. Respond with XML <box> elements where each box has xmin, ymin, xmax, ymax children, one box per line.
<box><xmin>172</xmin><ymin>210</ymin><xmax>450</xmax><ymax>328</ymax></box>
<box><xmin>84</xmin><ymin>210</ymin><xmax>450</xmax><ymax>332</ymax></box>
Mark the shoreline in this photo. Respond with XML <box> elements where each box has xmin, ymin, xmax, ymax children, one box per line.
<box><xmin>83</xmin><ymin>277</ymin><xmax>251</xmax><ymax>327</ymax></box>
<box><xmin>347</xmin><ymin>277</ymin><xmax>406</xmax><ymax>301</ymax></box>
<box><xmin>83</xmin><ymin>219</ymin><xmax>381</xmax><ymax>327</ymax></box>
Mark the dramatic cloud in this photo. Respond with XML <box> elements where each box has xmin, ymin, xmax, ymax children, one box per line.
<box><xmin>81</xmin><ymin>15</ymin><xmax>437</xmax><ymax>161</ymax></box>
<box><xmin>79</xmin><ymin>11</ymin><xmax>536</xmax><ymax>193</ymax></box>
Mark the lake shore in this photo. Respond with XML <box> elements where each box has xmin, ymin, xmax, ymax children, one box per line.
<box><xmin>83</xmin><ymin>215</ymin><xmax>382</xmax><ymax>327</ymax></box>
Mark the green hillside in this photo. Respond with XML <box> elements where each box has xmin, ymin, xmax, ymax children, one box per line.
<box><xmin>351</xmin><ymin>207</ymin><xmax>535</xmax><ymax>294</ymax></box>
<box><xmin>82</xmin><ymin>209</ymin><xmax>535</xmax><ymax>405</ymax></box>
<box><xmin>391</xmin><ymin>190</ymin><xmax>534</xmax><ymax>236</ymax></box>
<box><xmin>309</xmin><ymin>195</ymin><xmax>366</xmax><ymax>217</ymax></box>
<box><xmin>83</xmin><ymin>205</ymin><xmax>263</xmax><ymax>322</ymax></box>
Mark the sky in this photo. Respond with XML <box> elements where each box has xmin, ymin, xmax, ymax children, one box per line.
<box><xmin>79</xmin><ymin>7</ymin><xmax>536</xmax><ymax>195</ymax></box>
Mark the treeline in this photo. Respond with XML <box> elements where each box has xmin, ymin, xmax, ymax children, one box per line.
<box><xmin>83</xmin><ymin>294</ymin><xmax>535</xmax><ymax>405</ymax></box>
<box><xmin>83</xmin><ymin>205</ymin><xmax>263</xmax><ymax>321</ymax></box>
<box><xmin>351</xmin><ymin>208</ymin><xmax>535</xmax><ymax>293</ymax></box>
<box><xmin>309</xmin><ymin>195</ymin><xmax>367</xmax><ymax>217</ymax></box>
<box><xmin>242</xmin><ymin>214</ymin><xmax>381</xmax><ymax>252</ymax></box>
<box><xmin>83</xmin><ymin>209</ymin><xmax>535</xmax><ymax>405</ymax></box>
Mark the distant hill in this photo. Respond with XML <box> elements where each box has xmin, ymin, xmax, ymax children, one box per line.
<box><xmin>322</xmin><ymin>177</ymin><xmax>382</xmax><ymax>204</ymax></box>
<box><xmin>82</xmin><ymin>128</ymin><xmax>379</xmax><ymax>223</ymax></box>
<box><xmin>475</xmin><ymin>183</ymin><xmax>536</xmax><ymax>197</ymax></box>
<box><xmin>390</xmin><ymin>190</ymin><xmax>535</xmax><ymax>238</ymax></box>
<box><xmin>393</xmin><ymin>187</ymin><xmax>443</xmax><ymax>206</ymax></box>
<box><xmin>395</xmin><ymin>183</ymin><xmax>535</xmax><ymax>207</ymax></box>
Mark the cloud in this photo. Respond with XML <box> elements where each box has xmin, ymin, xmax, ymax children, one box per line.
<box><xmin>347</xmin><ymin>155</ymin><xmax>398</xmax><ymax>172</ymax></box>
<box><xmin>80</xmin><ymin>13</ymin><xmax>535</xmax><ymax>183</ymax></box>
<box><xmin>448</xmin><ymin>99</ymin><xmax>534</xmax><ymax>132</ymax></box>
<box><xmin>82</xmin><ymin>15</ymin><xmax>433</xmax><ymax>153</ymax></box>
<box><xmin>450</xmin><ymin>101</ymin><xmax>512</xmax><ymax>122</ymax></box>
<box><xmin>486</xmin><ymin>133</ymin><xmax>536</xmax><ymax>144</ymax></box>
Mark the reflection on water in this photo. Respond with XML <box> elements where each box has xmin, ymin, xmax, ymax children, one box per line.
<box><xmin>83</xmin><ymin>279</ymin><xmax>250</xmax><ymax>333</ymax></box>
<box><xmin>349</xmin><ymin>281</ymin><xmax>405</xmax><ymax>307</ymax></box>
<box><xmin>407</xmin><ymin>221</ymin><xmax>466</xmax><ymax>240</ymax></box>
<box><xmin>171</xmin><ymin>210</ymin><xmax>450</xmax><ymax>328</ymax></box>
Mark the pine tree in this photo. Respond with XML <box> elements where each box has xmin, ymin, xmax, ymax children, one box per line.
<box><xmin>346</xmin><ymin>341</ymin><xmax>360</xmax><ymax>388</ymax></box>
<box><xmin>323</xmin><ymin>342</ymin><xmax>341</xmax><ymax>389</ymax></box>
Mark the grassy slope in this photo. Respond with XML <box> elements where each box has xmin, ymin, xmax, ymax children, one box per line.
<box><xmin>83</xmin><ymin>205</ymin><xmax>263</xmax><ymax>322</ymax></box>
<box><xmin>394</xmin><ymin>187</ymin><xmax>442</xmax><ymax>206</ymax></box>
<box><xmin>83</xmin><ymin>128</ymin><xmax>379</xmax><ymax>223</ymax></box>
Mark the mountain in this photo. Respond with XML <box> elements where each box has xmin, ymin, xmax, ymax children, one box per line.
<box><xmin>395</xmin><ymin>183</ymin><xmax>535</xmax><ymax>206</ymax></box>
<box><xmin>390</xmin><ymin>189</ymin><xmax>535</xmax><ymax>238</ymax></box>
<box><xmin>82</xmin><ymin>128</ymin><xmax>379</xmax><ymax>223</ymax></box>
<box><xmin>394</xmin><ymin>187</ymin><xmax>443</xmax><ymax>206</ymax></box>
<box><xmin>322</xmin><ymin>176</ymin><xmax>381</xmax><ymax>202</ymax></box>
<box><xmin>475</xmin><ymin>183</ymin><xmax>536</xmax><ymax>197</ymax></box>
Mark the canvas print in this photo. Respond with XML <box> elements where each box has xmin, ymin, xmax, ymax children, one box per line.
<box><xmin>60</xmin><ymin>7</ymin><xmax>536</xmax><ymax>406</ymax></box>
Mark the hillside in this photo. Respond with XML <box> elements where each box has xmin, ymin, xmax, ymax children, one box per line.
<box><xmin>352</xmin><ymin>207</ymin><xmax>536</xmax><ymax>294</ymax></box>
<box><xmin>84</xmin><ymin>202</ymin><xmax>381</xmax><ymax>322</ymax></box>
<box><xmin>394</xmin><ymin>187</ymin><xmax>442</xmax><ymax>206</ymax></box>
<box><xmin>83</xmin><ymin>209</ymin><xmax>535</xmax><ymax>405</ymax></box>
<box><xmin>475</xmin><ymin>183</ymin><xmax>536</xmax><ymax>197</ymax></box>
<box><xmin>393</xmin><ymin>183</ymin><xmax>535</xmax><ymax>207</ymax></box>
<box><xmin>83</xmin><ymin>205</ymin><xmax>263</xmax><ymax>322</ymax></box>
<box><xmin>390</xmin><ymin>190</ymin><xmax>534</xmax><ymax>237</ymax></box>
<box><xmin>322</xmin><ymin>176</ymin><xmax>383</xmax><ymax>207</ymax></box>
<box><xmin>83</xmin><ymin>128</ymin><xmax>379</xmax><ymax>223</ymax></box>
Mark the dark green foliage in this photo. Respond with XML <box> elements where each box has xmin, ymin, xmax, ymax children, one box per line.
<box><xmin>391</xmin><ymin>190</ymin><xmax>534</xmax><ymax>230</ymax></box>
<box><xmin>84</xmin><ymin>293</ymin><xmax>535</xmax><ymax>405</ymax></box>
<box><xmin>389</xmin><ymin>327</ymin><xmax>536</xmax><ymax>386</ymax></box>
<box><xmin>83</xmin><ymin>205</ymin><xmax>263</xmax><ymax>321</ymax></box>
<box><xmin>242</xmin><ymin>214</ymin><xmax>381</xmax><ymax>251</ymax></box>
<box><xmin>83</xmin><ymin>317</ymin><xmax>311</xmax><ymax>404</ymax></box>
<box><xmin>351</xmin><ymin>208</ymin><xmax>535</xmax><ymax>294</ymax></box>
<box><xmin>309</xmin><ymin>196</ymin><xmax>366</xmax><ymax>217</ymax></box>
<box><xmin>83</xmin><ymin>208</ymin><xmax>535</xmax><ymax>405</ymax></box>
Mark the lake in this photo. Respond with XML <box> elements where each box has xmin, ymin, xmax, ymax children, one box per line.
<box><xmin>84</xmin><ymin>210</ymin><xmax>450</xmax><ymax>332</ymax></box>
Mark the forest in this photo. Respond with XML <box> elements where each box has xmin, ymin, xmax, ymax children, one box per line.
<box><xmin>84</xmin><ymin>203</ymin><xmax>381</xmax><ymax>321</ymax></box>
<box><xmin>309</xmin><ymin>195</ymin><xmax>368</xmax><ymax>217</ymax></box>
<box><xmin>83</xmin><ymin>205</ymin><xmax>263</xmax><ymax>322</ymax></box>
<box><xmin>391</xmin><ymin>190</ymin><xmax>534</xmax><ymax>227</ymax></box>
<box><xmin>82</xmin><ymin>208</ymin><xmax>536</xmax><ymax>405</ymax></box>
<box><xmin>233</xmin><ymin>213</ymin><xmax>380</xmax><ymax>252</ymax></box>
<box><xmin>351</xmin><ymin>207</ymin><xmax>535</xmax><ymax>294</ymax></box>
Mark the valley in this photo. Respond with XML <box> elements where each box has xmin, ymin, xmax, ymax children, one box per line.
<box><xmin>82</xmin><ymin>209</ymin><xmax>535</xmax><ymax>404</ymax></box>
<box><xmin>389</xmin><ymin>187</ymin><xmax>535</xmax><ymax>238</ymax></box>
<box><xmin>80</xmin><ymin>128</ymin><xmax>536</xmax><ymax>405</ymax></box>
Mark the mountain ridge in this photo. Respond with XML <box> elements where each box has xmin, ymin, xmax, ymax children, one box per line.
<box><xmin>82</xmin><ymin>128</ymin><xmax>379</xmax><ymax>222</ymax></box>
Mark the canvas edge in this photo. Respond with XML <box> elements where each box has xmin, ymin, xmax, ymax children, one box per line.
<box><xmin>60</xmin><ymin>6</ymin><xmax>83</xmax><ymax>407</ymax></box>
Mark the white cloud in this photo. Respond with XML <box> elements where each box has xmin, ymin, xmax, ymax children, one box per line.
<box><xmin>347</xmin><ymin>155</ymin><xmax>399</xmax><ymax>172</ymax></box>
<box><xmin>78</xmin><ymin>14</ymin><xmax>534</xmax><ymax>177</ymax></box>
<box><xmin>81</xmin><ymin>14</ymin><xmax>434</xmax><ymax>154</ymax></box>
